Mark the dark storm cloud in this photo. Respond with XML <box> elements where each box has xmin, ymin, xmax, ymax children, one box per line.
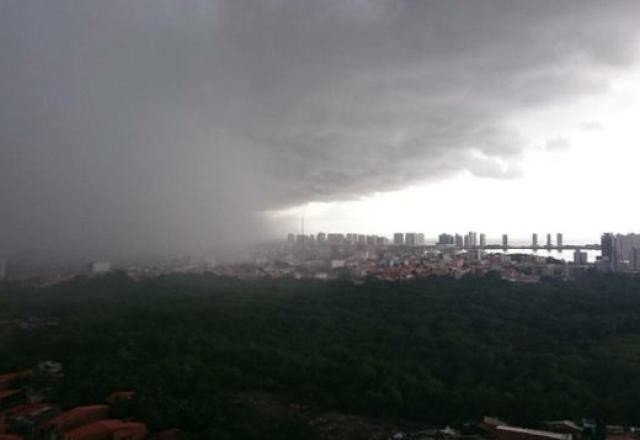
<box><xmin>1</xmin><ymin>0</ymin><xmax>639</xmax><ymax>260</ymax></box>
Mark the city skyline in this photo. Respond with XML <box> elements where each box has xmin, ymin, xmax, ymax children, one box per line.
<box><xmin>285</xmin><ymin>227</ymin><xmax>595</xmax><ymax>247</ymax></box>
<box><xmin>286</xmin><ymin>230</ymin><xmax>584</xmax><ymax>247</ymax></box>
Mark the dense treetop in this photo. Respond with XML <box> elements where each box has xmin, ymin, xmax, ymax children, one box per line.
<box><xmin>2</xmin><ymin>273</ymin><xmax>640</xmax><ymax>438</ymax></box>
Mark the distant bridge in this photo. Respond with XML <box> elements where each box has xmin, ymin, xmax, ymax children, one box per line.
<box><xmin>480</xmin><ymin>244</ymin><xmax>601</xmax><ymax>251</ymax></box>
<box><xmin>391</xmin><ymin>244</ymin><xmax>602</xmax><ymax>251</ymax></box>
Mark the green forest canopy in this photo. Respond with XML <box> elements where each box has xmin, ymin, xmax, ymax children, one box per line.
<box><xmin>2</xmin><ymin>273</ymin><xmax>640</xmax><ymax>437</ymax></box>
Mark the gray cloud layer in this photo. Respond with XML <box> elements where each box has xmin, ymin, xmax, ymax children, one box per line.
<box><xmin>1</xmin><ymin>0</ymin><xmax>639</xmax><ymax>261</ymax></box>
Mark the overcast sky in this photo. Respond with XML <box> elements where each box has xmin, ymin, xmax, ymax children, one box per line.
<box><xmin>2</xmin><ymin>1</ymin><xmax>640</xmax><ymax>262</ymax></box>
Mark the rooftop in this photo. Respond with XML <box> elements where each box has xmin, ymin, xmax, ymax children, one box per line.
<box><xmin>497</xmin><ymin>425</ymin><xmax>572</xmax><ymax>440</ymax></box>
<box><xmin>64</xmin><ymin>420</ymin><xmax>146</xmax><ymax>439</ymax></box>
<box><xmin>5</xmin><ymin>403</ymin><xmax>53</xmax><ymax>418</ymax></box>
<box><xmin>0</xmin><ymin>389</ymin><xmax>23</xmax><ymax>400</ymax></box>
<box><xmin>46</xmin><ymin>404</ymin><xmax>109</xmax><ymax>429</ymax></box>
<box><xmin>0</xmin><ymin>370</ymin><xmax>32</xmax><ymax>388</ymax></box>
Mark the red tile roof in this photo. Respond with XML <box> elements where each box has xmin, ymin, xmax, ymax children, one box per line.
<box><xmin>0</xmin><ymin>390</ymin><xmax>22</xmax><ymax>400</ymax></box>
<box><xmin>105</xmin><ymin>391</ymin><xmax>135</xmax><ymax>404</ymax></box>
<box><xmin>0</xmin><ymin>371</ymin><xmax>32</xmax><ymax>390</ymax></box>
<box><xmin>45</xmin><ymin>405</ymin><xmax>110</xmax><ymax>433</ymax></box>
<box><xmin>4</xmin><ymin>403</ymin><xmax>50</xmax><ymax>418</ymax></box>
<box><xmin>0</xmin><ymin>434</ymin><xmax>25</xmax><ymax>440</ymax></box>
<box><xmin>64</xmin><ymin>420</ymin><xmax>147</xmax><ymax>440</ymax></box>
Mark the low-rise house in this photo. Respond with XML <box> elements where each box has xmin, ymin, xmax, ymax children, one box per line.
<box><xmin>0</xmin><ymin>434</ymin><xmax>24</xmax><ymax>440</ymax></box>
<box><xmin>543</xmin><ymin>421</ymin><xmax>583</xmax><ymax>436</ymax></box>
<box><xmin>0</xmin><ymin>391</ymin><xmax>26</xmax><ymax>411</ymax></box>
<box><xmin>63</xmin><ymin>420</ymin><xmax>146</xmax><ymax>440</ymax></box>
<box><xmin>43</xmin><ymin>405</ymin><xmax>110</xmax><ymax>438</ymax></box>
<box><xmin>496</xmin><ymin>425</ymin><xmax>572</xmax><ymax>440</ymax></box>
<box><xmin>0</xmin><ymin>372</ymin><xmax>32</xmax><ymax>391</ymax></box>
<box><xmin>104</xmin><ymin>393</ymin><xmax>135</xmax><ymax>406</ymax></box>
<box><xmin>606</xmin><ymin>426</ymin><xmax>635</xmax><ymax>440</ymax></box>
<box><xmin>607</xmin><ymin>427</ymin><xmax>626</xmax><ymax>436</ymax></box>
<box><xmin>4</xmin><ymin>403</ymin><xmax>59</xmax><ymax>437</ymax></box>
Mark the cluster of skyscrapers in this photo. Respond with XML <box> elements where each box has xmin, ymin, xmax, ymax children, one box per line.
<box><xmin>288</xmin><ymin>231</ymin><xmax>566</xmax><ymax>250</ymax></box>
<box><xmin>437</xmin><ymin>232</ymin><xmax>485</xmax><ymax>249</ymax></box>
<box><xmin>393</xmin><ymin>233</ymin><xmax>426</xmax><ymax>246</ymax></box>
<box><xmin>287</xmin><ymin>232</ymin><xmax>389</xmax><ymax>247</ymax></box>
<box><xmin>601</xmin><ymin>233</ymin><xmax>640</xmax><ymax>271</ymax></box>
<box><xmin>531</xmin><ymin>233</ymin><xmax>563</xmax><ymax>249</ymax></box>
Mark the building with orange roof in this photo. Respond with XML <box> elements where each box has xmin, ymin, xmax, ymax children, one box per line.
<box><xmin>104</xmin><ymin>392</ymin><xmax>135</xmax><ymax>405</ymax></box>
<box><xmin>496</xmin><ymin>425</ymin><xmax>572</xmax><ymax>440</ymax></box>
<box><xmin>0</xmin><ymin>391</ymin><xmax>26</xmax><ymax>411</ymax></box>
<box><xmin>0</xmin><ymin>372</ymin><xmax>32</xmax><ymax>391</ymax></box>
<box><xmin>0</xmin><ymin>434</ymin><xmax>24</xmax><ymax>440</ymax></box>
<box><xmin>3</xmin><ymin>403</ymin><xmax>58</xmax><ymax>437</ymax></box>
<box><xmin>63</xmin><ymin>420</ymin><xmax>147</xmax><ymax>440</ymax></box>
<box><xmin>4</xmin><ymin>403</ymin><xmax>52</xmax><ymax>420</ymax></box>
<box><xmin>43</xmin><ymin>405</ymin><xmax>110</xmax><ymax>437</ymax></box>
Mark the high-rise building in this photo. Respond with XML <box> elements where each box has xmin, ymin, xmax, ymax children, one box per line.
<box><xmin>532</xmin><ymin>233</ymin><xmax>538</xmax><ymax>248</ymax></box>
<box><xmin>0</xmin><ymin>257</ymin><xmax>6</xmax><ymax>282</ymax></box>
<box><xmin>287</xmin><ymin>233</ymin><xmax>295</xmax><ymax>244</ymax></box>
<box><xmin>317</xmin><ymin>232</ymin><xmax>326</xmax><ymax>243</ymax></box>
<box><xmin>557</xmin><ymin>233</ymin><xmax>563</xmax><ymax>248</ymax></box>
<box><xmin>376</xmin><ymin>236</ymin><xmax>387</xmax><ymax>247</ymax></box>
<box><xmin>455</xmin><ymin>234</ymin><xmax>464</xmax><ymax>248</ymax></box>
<box><xmin>614</xmin><ymin>233</ymin><xmax>640</xmax><ymax>264</ymax></box>
<box><xmin>357</xmin><ymin>234</ymin><xmax>366</xmax><ymax>245</ymax></box>
<box><xmin>546</xmin><ymin>233</ymin><xmax>552</xmax><ymax>248</ymax></box>
<box><xmin>467</xmin><ymin>232</ymin><xmax>477</xmax><ymax>248</ymax></box>
<box><xmin>601</xmin><ymin>233</ymin><xmax>617</xmax><ymax>270</ymax></box>
<box><xmin>574</xmin><ymin>250</ymin><xmax>588</xmax><ymax>265</ymax></box>
<box><xmin>632</xmin><ymin>248</ymin><xmax>640</xmax><ymax>271</ymax></box>
<box><xmin>405</xmin><ymin>233</ymin><xmax>417</xmax><ymax>246</ymax></box>
<box><xmin>502</xmin><ymin>234</ymin><xmax>508</xmax><ymax>248</ymax></box>
<box><xmin>601</xmin><ymin>233</ymin><xmax>615</xmax><ymax>260</ymax></box>
<box><xmin>480</xmin><ymin>233</ymin><xmax>486</xmax><ymax>248</ymax></box>
<box><xmin>416</xmin><ymin>233</ymin><xmax>425</xmax><ymax>246</ymax></box>
<box><xmin>393</xmin><ymin>233</ymin><xmax>405</xmax><ymax>246</ymax></box>
<box><xmin>346</xmin><ymin>233</ymin><xmax>358</xmax><ymax>244</ymax></box>
<box><xmin>438</xmin><ymin>234</ymin><xmax>455</xmax><ymax>245</ymax></box>
<box><xmin>463</xmin><ymin>235</ymin><xmax>470</xmax><ymax>249</ymax></box>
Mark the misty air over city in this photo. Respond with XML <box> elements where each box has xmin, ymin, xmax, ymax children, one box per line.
<box><xmin>2</xmin><ymin>2</ymin><xmax>640</xmax><ymax>440</ymax></box>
